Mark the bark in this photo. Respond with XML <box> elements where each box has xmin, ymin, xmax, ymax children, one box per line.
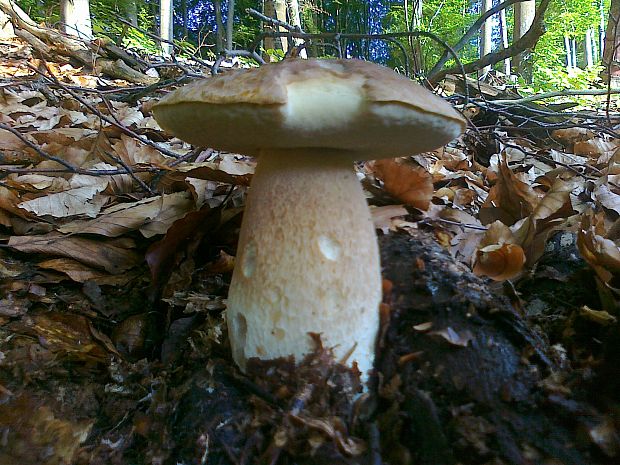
<box><xmin>564</xmin><ymin>35</ymin><xmax>573</xmax><ymax>70</ymax></box>
<box><xmin>125</xmin><ymin>0</ymin><xmax>138</xmax><ymax>28</ymax></box>
<box><xmin>407</xmin><ymin>0</ymin><xmax>424</xmax><ymax>74</ymax></box>
<box><xmin>286</xmin><ymin>0</ymin><xmax>307</xmax><ymax>57</ymax></box>
<box><xmin>585</xmin><ymin>28</ymin><xmax>594</xmax><ymax>67</ymax></box>
<box><xmin>499</xmin><ymin>7</ymin><xmax>511</xmax><ymax>74</ymax></box>
<box><xmin>513</xmin><ymin>0</ymin><xmax>536</xmax><ymax>79</ymax></box>
<box><xmin>263</xmin><ymin>0</ymin><xmax>276</xmax><ymax>57</ymax></box>
<box><xmin>274</xmin><ymin>0</ymin><xmax>288</xmax><ymax>54</ymax></box>
<box><xmin>214</xmin><ymin>0</ymin><xmax>224</xmax><ymax>54</ymax></box>
<box><xmin>603</xmin><ymin>0</ymin><xmax>620</xmax><ymax>78</ymax></box>
<box><xmin>159</xmin><ymin>0</ymin><xmax>173</xmax><ymax>56</ymax></box>
<box><xmin>263</xmin><ymin>0</ymin><xmax>286</xmax><ymax>61</ymax></box>
<box><xmin>226</xmin><ymin>0</ymin><xmax>235</xmax><ymax>50</ymax></box>
<box><xmin>0</xmin><ymin>7</ymin><xmax>14</xmax><ymax>38</ymax></box>
<box><xmin>60</xmin><ymin>0</ymin><xmax>92</xmax><ymax>40</ymax></box>
<box><xmin>480</xmin><ymin>0</ymin><xmax>493</xmax><ymax>74</ymax></box>
<box><xmin>181</xmin><ymin>0</ymin><xmax>188</xmax><ymax>38</ymax></box>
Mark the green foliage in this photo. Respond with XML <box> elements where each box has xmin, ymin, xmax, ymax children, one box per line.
<box><xmin>10</xmin><ymin>0</ymin><xmax>617</xmax><ymax>94</ymax></box>
<box><xmin>526</xmin><ymin>65</ymin><xmax>606</xmax><ymax>93</ymax></box>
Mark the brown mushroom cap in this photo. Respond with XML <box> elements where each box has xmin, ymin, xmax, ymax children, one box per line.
<box><xmin>152</xmin><ymin>58</ymin><xmax>465</xmax><ymax>159</ymax></box>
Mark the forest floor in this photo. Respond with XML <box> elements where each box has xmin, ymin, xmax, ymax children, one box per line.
<box><xmin>1</xmin><ymin>35</ymin><xmax>620</xmax><ymax>465</ymax></box>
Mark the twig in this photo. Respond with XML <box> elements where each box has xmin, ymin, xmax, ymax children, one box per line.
<box><xmin>429</xmin><ymin>0</ymin><xmax>552</xmax><ymax>83</ymax></box>
<box><xmin>246</xmin><ymin>8</ymin><xmax>301</xmax><ymax>33</ymax></box>
<box><xmin>0</xmin><ymin>166</ymin><xmax>160</xmax><ymax>175</ymax></box>
<box><xmin>428</xmin><ymin>0</ymin><xmax>534</xmax><ymax>78</ymax></box>
<box><xmin>28</xmin><ymin>62</ymin><xmax>182</xmax><ymax>159</ymax></box>
<box><xmin>492</xmin><ymin>88</ymin><xmax>620</xmax><ymax>104</ymax></box>
<box><xmin>240</xmin><ymin>26</ymin><xmax>468</xmax><ymax>102</ymax></box>
<box><xmin>0</xmin><ymin>122</ymin><xmax>79</xmax><ymax>172</ymax></box>
<box><xmin>427</xmin><ymin>218</ymin><xmax>488</xmax><ymax>231</ymax></box>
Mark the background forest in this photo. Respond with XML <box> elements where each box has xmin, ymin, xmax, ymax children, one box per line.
<box><xmin>8</xmin><ymin>0</ymin><xmax>619</xmax><ymax>93</ymax></box>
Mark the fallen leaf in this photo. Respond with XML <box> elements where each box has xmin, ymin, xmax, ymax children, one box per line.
<box><xmin>577</xmin><ymin>211</ymin><xmax>620</xmax><ymax>287</ymax></box>
<box><xmin>370</xmin><ymin>159</ymin><xmax>433</xmax><ymax>210</ymax></box>
<box><xmin>371</xmin><ymin>204</ymin><xmax>408</xmax><ymax>233</ymax></box>
<box><xmin>59</xmin><ymin>191</ymin><xmax>194</xmax><ymax>238</ymax></box>
<box><xmin>473</xmin><ymin>243</ymin><xmax>526</xmax><ymax>281</ymax></box>
<box><xmin>17</xmin><ymin>185</ymin><xmax>109</xmax><ymax>218</ymax></box>
<box><xmin>9</xmin><ymin>232</ymin><xmax>141</xmax><ymax>273</ymax></box>
<box><xmin>479</xmin><ymin>155</ymin><xmax>540</xmax><ymax>225</ymax></box>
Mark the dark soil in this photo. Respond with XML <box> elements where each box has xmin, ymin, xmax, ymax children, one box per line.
<box><xmin>1</xmin><ymin>230</ymin><xmax>617</xmax><ymax>465</ymax></box>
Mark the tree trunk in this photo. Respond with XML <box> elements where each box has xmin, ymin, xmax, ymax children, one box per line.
<box><xmin>214</xmin><ymin>0</ymin><xmax>224</xmax><ymax>54</ymax></box>
<box><xmin>125</xmin><ymin>0</ymin><xmax>137</xmax><ymax>27</ymax></box>
<box><xmin>603</xmin><ymin>0</ymin><xmax>620</xmax><ymax>78</ymax></box>
<box><xmin>226</xmin><ymin>0</ymin><xmax>235</xmax><ymax>50</ymax></box>
<box><xmin>181</xmin><ymin>0</ymin><xmax>188</xmax><ymax>38</ymax></box>
<box><xmin>60</xmin><ymin>0</ymin><xmax>92</xmax><ymax>40</ymax></box>
<box><xmin>151</xmin><ymin>0</ymin><xmax>158</xmax><ymax>36</ymax></box>
<box><xmin>513</xmin><ymin>0</ymin><xmax>536</xmax><ymax>80</ymax></box>
<box><xmin>274</xmin><ymin>0</ymin><xmax>288</xmax><ymax>54</ymax></box>
<box><xmin>0</xmin><ymin>7</ymin><xmax>14</xmax><ymax>38</ymax></box>
<box><xmin>564</xmin><ymin>35</ymin><xmax>573</xmax><ymax>70</ymax></box>
<box><xmin>585</xmin><ymin>28</ymin><xmax>594</xmax><ymax>67</ymax></box>
<box><xmin>600</xmin><ymin>0</ymin><xmax>607</xmax><ymax>58</ymax></box>
<box><xmin>159</xmin><ymin>0</ymin><xmax>173</xmax><ymax>55</ymax></box>
<box><xmin>480</xmin><ymin>0</ymin><xmax>493</xmax><ymax>74</ymax></box>
<box><xmin>263</xmin><ymin>0</ymin><xmax>276</xmax><ymax>59</ymax></box>
<box><xmin>286</xmin><ymin>0</ymin><xmax>307</xmax><ymax>57</ymax></box>
<box><xmin>499</xmin><ymin>7</ymin><xmax>511</xmax><ymax>75</ymax></box>
<box><xmin>571</xmin><ymin>38</ymin><xmax>577</xmax><ymax>68</ymax></box>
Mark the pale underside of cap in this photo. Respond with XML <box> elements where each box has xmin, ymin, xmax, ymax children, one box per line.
<box><xmin>152</xmin><ymin>59</ymin><xmax>466</xmax><ymax>160</ymax></box>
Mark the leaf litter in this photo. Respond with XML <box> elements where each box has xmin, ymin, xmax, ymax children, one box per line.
<box><xmin>0</xmin><ymin>35</ymin><xmax>619</xmax><ymax>464</ymax></box>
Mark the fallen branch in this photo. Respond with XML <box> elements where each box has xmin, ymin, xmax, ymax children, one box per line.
<box><xmin>429</xmin><ymin>0</ymin><xmax>551</xmax><ymax>83</ymax></box>
<box><xmin>492</xmin><ymin>88</ymin><xmax>620</xmax><ymax>104</ymax></box>
<box><xmin>428</xmin><ymin>0</ymin><xmax>535</xmax><ymax>78</ymax></box>
<box><xmin>0</xmin><ymin>0</ymin><xmax>158</xmax><ymax>85</ymax></box>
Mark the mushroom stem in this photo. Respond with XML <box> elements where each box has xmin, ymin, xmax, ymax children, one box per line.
<box><xmin>227</xmin><ymin>149</ymin><xmax>381</xmax><ymax>381</ymax></box>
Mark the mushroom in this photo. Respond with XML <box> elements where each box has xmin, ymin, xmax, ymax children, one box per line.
<box><xmin>152</xmin><ymin>59</ymin><xmax>465</xmax><ymax>382</ymax></box>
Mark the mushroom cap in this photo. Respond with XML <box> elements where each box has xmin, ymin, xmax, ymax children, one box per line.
<box><xmin>152</xmin><ymin>58</ymin><xmax>466</xmax><ymax>160</ymax></box>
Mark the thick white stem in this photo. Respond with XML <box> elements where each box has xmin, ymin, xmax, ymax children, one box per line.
<box><xmin>227</xmin><ymin>150</ymin><xmax>381</xmax><ymax>381</ymax></box>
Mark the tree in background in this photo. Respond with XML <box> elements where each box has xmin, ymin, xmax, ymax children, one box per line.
<box><xmin>60</xmin><ymin>0</ymin><xmax>92</xmax><ymax>39</ymax></box>
<box><xmin>513</xmin><ymin>0</ymin><xmax>536</xmax><ymax>80</ymax></box>
<box><xmin>160</xmin><ymin>0</ymin><xmax>173</xmax><ymax>55</ymax></box>
<box><xmin>480</xmin><ymin>0</ymin><xmax>493</xmax><ymax>74</ymax></box>
<box><xmin>603</xmin><ymin>0</ymin><xmax>620</xmax><ymax>78</ymax></box>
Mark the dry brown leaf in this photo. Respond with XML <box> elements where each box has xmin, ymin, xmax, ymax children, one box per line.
<box><xmin>8</xmin><ymin>232</ymin><xmax>141</xmax><ymax>274</ymax></box>
<box><xmin>577</xmin><ymin>211</ymin><xmax>620</xmax><ymax>286</ymax></box>
<box><xmin>0</xmin><ymin>397</ymin><xmax>93</xmax><ymax>465</ymax></box>
<box><xmin>551</xmin><ymin>128</ymin><xmax>596</xmax><ymax>149</ymax></box>
<box><xmin>531</xmin><ymin>177</ymin><xmax>576</xmax><ymax>223</ymax></box>
<box><xmin>160</xmin><ymin>161</ymin><xmax>254</xmax><ymax>188</ymax></box>
<box><xmin>37</xmin><ymin>258</ymin><xmax>112</xmax><ymax>283</ymax></box>
<box><xmin>479</xmin><ymin>155</ymin><xmax>540</xmax><ymax>225</ymax></box>
<box><xmin>594</xmin><ymin>183</ymin><xmax>620</xmax><ymax>214</ymax></box>
<box><xmin>7</xmin><ymin>174</ymin><xmax>70</xmax><ymax>192</ymax></box>
<box><xmin>574</xmin><ymin>138</ymin><xmax>620</xmax><ymax>161</ymax></box>
<box><xmin>17</xmin><ymin>185</ymin><xmax>109</xmax><ymax>218</ymax></box>
<box><xmin>112</xmin><ymin>134</ymin><xmax>168</xmax><ymax>166</ymax></box>
<box><xmin>473</xmin><ymin>243</ymin><xmax>526</xmax><ymax>281</ymax></box>
<box><xmin>59</xmin><ymin>191</ymin><xmax>194</xmax><ymax>237</ymax></box>
<box><xmin>371</xmin><ymin>159</ymin><xmax>433</xmax><ymax>210</ymax></box>
<box><xmin>371</xmin><ymin>205</ymin><xmax>408</xmax><ymax>233</ymax></box>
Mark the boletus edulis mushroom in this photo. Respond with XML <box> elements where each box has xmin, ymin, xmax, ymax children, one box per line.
<box><xmin>152</xmin><ymin>59</ymin><xmax>466</xmax><ymax>382</ymax></box>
